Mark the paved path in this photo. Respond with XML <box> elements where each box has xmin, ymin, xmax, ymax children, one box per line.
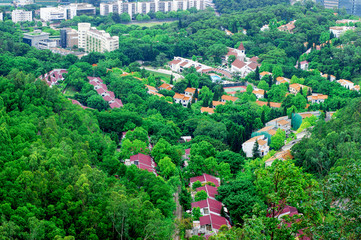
<box><xmin>173</xmin><ymin>185</ymin><xmax>182</xmax><ymax>240</ymax></box>
<box><xmin>143</xmin><ymin>67</ymin><xmax>184</xmax><ymax>81</ymax></box>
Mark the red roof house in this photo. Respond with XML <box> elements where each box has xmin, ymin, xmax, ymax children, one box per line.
<box><xmin>190</xmin><ymin>173</ymin><xmax>220</xmax><ymax>188</ymax></box>
<box><xmin>196</xmin><ymin>185</ymin><xmax>218</xmax><ymax>199</ymax></box>
<box><xmin>191</xmin><ymin>198</ymin><xmax>223</xmax><ymax>215</ymax></box>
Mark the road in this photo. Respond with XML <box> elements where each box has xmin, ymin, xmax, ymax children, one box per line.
<box><xmin>281</xmin><ymin>130</ymin><xmax>310</xmax><ymax>151</ymax></box>
<box><xmin>143</xmin><ymin>67</ymin><xmax>184</xmax><ymax>81</ymax></box>
<box><xmin>173</xmin><ymin>185</ymin><xmax>182</xmax><ymax>240</ymax></box>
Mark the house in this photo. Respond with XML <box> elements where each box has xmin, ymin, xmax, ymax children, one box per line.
<box><xmin>321</xmin><ymin>74</ymin><xmax>336</xmax><ymax>82</ymax></box>
<box><xmin>289</xmin><ymin>83</ymin><xmax>311</xmax><ymax>94</ymax></box>
<box><xmin>276</xmin><ymin>77</ymin><xmax>290</xmax><ymax>85</ymax></box>
<box><xmin>146</xmin><ymin>85</ymin><xmax>158</xmax><ymax>94</ymax></box>
<box><xmin>68</xmin><ymin>98</ymin><xmax>91</xmax><ymax>110</ymax></box>
<box><xmin>336</xmin><ymin>19</ymin><xmax>361</xmax><ymax>24</ymax></box>
<box><xmin>265</xmin><ymin>149</ymin><xmax>293</xmax><ymax>167</ymax></box>
<box><xmin>277</xmin><ymin>20</ymin><xmax>296</xmax><ymax>33</ymax></box>
<box><xmin>195</xmin><ymin>185</ymin><xmax>218</xmax><ymax>199</ymax></box>
<box><xmin>277</xmin><ymin>120</ymin><xmax>291</xmax><ymax>134</ymax></box>
<box><xmin>185</xmin><ymin>87</ymin><xmax>196</xmax><ymax>96</ymax></box>
<box><xmin>159</xmin><ymin>83</ymin><xmax>173</xmax><ymax>91</ymax></box>
<box><xmin>253</xmin><ymin>89</ymin><xmax>265</xmax><ymax>99</ymax></box>
<box><xmin>212</xmin><ymin>101</ymin><xmax>225</xmax><ymax>108</ymax></box>
<box><xmin>168</xmin><ymin>57</ymin><xmax>212</xmax><ymax>73</ymax></box>
<box><xmin>337</xmin><ymin>79</ymin><xmax>354</xmax><ymax>90</ymax></box>
<box><xmin>189</xmin><ymin>173</ymin><xmax>220</xmax><ymax>188</ymax></box>
<box><xmin>256</xmin><ymin>100</ymin><xmax>282</xmax><ymax>109</ymax></box>
<box><xmin>109</xmin><ymin>99</ymin><xmax>123</xmax><ymax>109</ymax></box>
<box><xmin>191</xmin><ymin>198</ymin><xmax>223</xmax><ymax>216</ymax></box>
<box><xmin>221</xmin><ymin>95</ymin><xmax>238</xmax><ymax>103</ymax></box>
<box><xmin>224</xmin><ymin>29</ymin><xmax>233</xmax><ymax>36</ymax></box>
<box><xmin>180</xmin><ymin>136</ymin><xmax>192</xmax><ymax>143</ymax></box>
<box><xmin>299</xmin><ymin>61</ymin><xmax>309</xmax><ymax>71</ymax></box>
<box><xmin>125</xmin><ymin>153</ymin><xmax>157</xmax><ymax>175</ymax></box>
<box><xmin>193</xmin><ymin>214</ymin><xmax>231</xmax><ymax>235</ymax></box>
<box><xmin>307</xmin><ymin>93</ymin><xmax>328</xmax><ymax>104</ymax></box>
<box><xmin>168</xmin><ymin>59</ymin><xmax>182</xmax><ymax>70</ymax></box>
<box><xmin>201</xmin><ymin>107</ymin><xmax>214</xmax><ymax>115</ymax></box>
<box><xmin>173</xmin><ymin>93</ymin><xmax>191</xmax><ymax>107</ymax></box>
<box><xmin>260</xmin><ymin>24</ymin><xmax>270</xmax><ymax>31</ymax></box>
<box><xmin>259</xmin><ymin>71</ymin><xmax>272</xmax><ymax>79</ymax></box>
<box><xmin>242</xmin><ymin>135</ymin><xmax>270</xmax><ymax>158</ymax></box>
<box><xmin>231</xmin><ymin>59</ymin><xmax>247</xmax><ymax>73</ymax></box>
<box><xmin>41</xmin><ymin>69</ymin><xmax>68</xmax><ymax>87</ymax></box>
<box><xmin>354</xmin><ymin>85</ymin><xmax>360</xmax><ymax>91</ymax></box>
<box><xmin>183</xmin><ymin>148</ymin><xmax>191</xmax><ymax>160</ymax></box>
<box><xmin>330</xmin><ymin>26</ymin><xmax>356</xmax><ymax>38</ymax></box>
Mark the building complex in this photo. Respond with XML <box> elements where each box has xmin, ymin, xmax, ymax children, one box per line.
<box><xmin>100</xmin><ymin>0</ymin><xmax>206</xmax><ymax>18</ymax></box>
<box><xmin>40</xmin><ymin>3</ymin><xmax>96</xmax><ymax>21</ymax></box>
<box><xmin>11</xmin><ymin>9</ymin><xmax>32</xmax><ymax>23</ymax></box>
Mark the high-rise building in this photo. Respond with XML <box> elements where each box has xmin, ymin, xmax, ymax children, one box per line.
<box><xmin>11</xmin><ymin>10</ymin><xmax>32</xmax><ymax>23</ymax></box>
<box><xmin>78</xmin><ymin>23</ymin><xmax>119</xmax><ymax>53</ymax></box>
<box><xmin>40</xmin><ymin>4</ymin><xmax>96</xmax><ymax>21</ymax></box>
<box><xmin>317</xmin><ymin>0</ymin><xmax>361</xmax><ymax>16</ymax></box>
<box><xmin>100</xmin><ymin>0</ymin><xmax>206</xmax><ymax>18</ymax></box>
<box><xmin>60</xmin><ymin>28</ymin><xmax>79</xmax><ymax>48</ymax></box>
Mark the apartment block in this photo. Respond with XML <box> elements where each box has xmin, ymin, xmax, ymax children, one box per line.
<box><xmin>100</xmin><ymin>0</ymin><xmax>205</xmax><ymax>18</ymax></box>
<box><xmin>0</xmin><ymin>12</ymin><xmax>3</xmax><ymax>21</ymax></box>
<box><xmin>78</xmin><ymin>23</ymin><xmax>119</xmax><ymax>53</ymax></box>
<box><xmin>12</xmin><ymin>10</ymin><xmax>32</xmax><ymax>23</ymax></box>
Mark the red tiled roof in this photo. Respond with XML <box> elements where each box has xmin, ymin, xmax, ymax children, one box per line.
<box><xmin>96</xmin><ymin>88</ymin><xmax>106</xmax><ymax>94</ymax></box>
<box><xmin>87</xmin><ymin>76</ymin><xmax>103</xmax><ymax>83</ymax></box>
<box><xmin>247</xmin><ymin>62</ymin><xmax>259</xmax><ymax>70</ymax></box>
<box><xmin>108</xmin><ymin>91</ymin><xmax>115</xmax><ymax>99</ymax></box>
<box><xmin>238</xmin><ymin>42</ymin><xmax>245</xmax><ymax>51</ymax></box>
<box><xmin>249</xmin><ymin>56</ymin><xmax>259</xmax><ymax>63</ymax></box>
<box><xmin>196</xmin><ymin>185</ymin><xmax>218</xmax><ymax>199</ymax></box>
<box><xmin>103</xmin><ymin>95</ymin><xmax>113</xmax><ymax>102</ymax></box>
<box><xmin>110</xmin><ymin>99</ymin><xmax>123</xmax><ymax>109</ymax></box>
<box><xmin>130</xmin><ymin>153</ymin><xmax>153</xmax><ymax>166</ymax></box>
<box><xmin>199</xmin><ymin>214</ymin><xmax>229</xmax><ymax>230</ymax></box>
<box><xmin>169</xmin><ymin>59</ymin><xmax>182</xmax><ymax>65</ymax></box>
<box><xmin>185</xmin><ymin>148</ymin><xmax>191</xmax><ymax>155</ymax></box>
<box><xmin>191</xmin><ymin>198</ymin><xmax>223</xmax><ymax>214</ymax></box>
<box><xmin>190</xmin><ymin>173</ymin><xmax>220</xmax><ymax>187</ymax></box>
<box><xmin>232</xmin><ymin>59</ymin><xmax>247</xmax><ymax>69</ymax></box>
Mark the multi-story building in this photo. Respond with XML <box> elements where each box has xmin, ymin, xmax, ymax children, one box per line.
<box><xmin>11</xmin><ymin>9</ymin><xmax>32</xmax><ymax>23</ymax></box>
<box><xmin>317</xmin><ymin>0</ymin><xmax>361</xmax><ymax>16</ymax></box>
<box><xmin>330</xmin><ymin>26</ymin><xmax>356</xmax><ymax>38</ymax></box>
<box><xmin>15</xmin><ymin>0</ymin><xmax>34</xmax><ymax>6</ymax></box>
<box><xmin>78</xmin><ymin>23</ymin><xmax>119</xmax><ymax>53</ymax></box>
<box><xmin>60</xmin><ymin>28</ymin><xmax>79</xmax><ymax>48</ymax></box>
<box><xmin>40</xmin><ymin>4</ymin><xmax>96</xmax><ymax>22</ymax></box>
<box><xmin>0</xmin><ymin>12</ymin><xmax>3</xmax><ymax>21</ymax></box>
<box><xmin>100</xmin><ymin>0</ymin><xmax>205</xmax><ymax>18</ymax></box>
<box><xmin>23</xmin><ymin>30</ymin><xmax>53</xmax><ymax>49</ymax></box>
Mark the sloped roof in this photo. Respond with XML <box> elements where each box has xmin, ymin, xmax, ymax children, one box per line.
<box><xmin>185</xmin><ymin>87</ymin><xmax>196</xmax><ymax>94</ymax></box>
<box><xmin>196</xmin><ymin>185</ymin><xmax>218</xmax><ymax>199</ymax></box>
<box><xmin>232</xmin><ymin>59</ymin><xmax>247</xmax><ymax>69</ymax></box>
<box><xmin>199</xmin><ymin>214</ymin><xmax>229</xmax><ymax>230</ymax></box>
<box><xmin>221</xmin><ymin>95</ymin><xmax>238</xmax><ymax>102</ymax></box>
<box><xmin>212</xmin><ymin>101</ymin><xmax>226</xmax><ymax>107</ymax></box>
<box><xmin>201</xmin><ymin>107</ymin><xmax>214</xmax><ymax>114</ymax></box>
<box><xmin>190</xmin><ymin>173</ymin><xmax>220</xmax><ymax>187</ymax></box>
<box><xmin>238</xmin><ymin>42</ymin><xmax>245</xmax><ymax>51</ymax></box>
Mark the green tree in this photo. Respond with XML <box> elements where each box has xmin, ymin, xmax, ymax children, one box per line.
<box><xmin>270</xmin><ymin>128</ymin><xmax>286</xmax><ymax>150</ymax></box>
<box><xmin>194</xmin><ymin>190</ymin><xmax>208</xmax><ymax>202</ymax></box>
<box><xmin>158</xmin><ymin>156</ymin><xmax>176</xmax><ymax>179</ymax></box>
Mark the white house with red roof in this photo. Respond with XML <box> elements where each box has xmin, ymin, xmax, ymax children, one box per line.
<box><xmin>195</xmin><ymin>185</ymin><xmax>218</xmax><ymax>200</ymax></box>
<box><xmin>125</xmin><ymin>153</ymin><xmax>157</xmax><ymax>175</ymax></box>
<box><xmin>295</xmin><ymin>61</ymin><xmax>309</xmax><ymax>71</ymax></box>
<box><xmin>189</xmin><ymin>173</ymin><xmax>220</xmax><ymax>188</ymax></box>
<box><xmin>41</xmin><ymin>69</ymin><xmax>68</xmax><ymax>87</ymax></box>
<box><xmin>242</xmin><ymin>135</ymin><xmax>270</xmax><ymax>158</ymax></box>
<box><xmin>193</xmin><ymin>214</ymin><xmax>231</xmax><ymax>235</ymax></box>
<box><xmin>191</xmin><ymin>198</ymin><xmax>223</xmax><ymax>216</ymax></box>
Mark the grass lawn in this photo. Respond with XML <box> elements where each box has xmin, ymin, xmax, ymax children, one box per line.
<box><xmin>63</xmin><ymin>86</ymin><xmax>78</xmax><ymax>97</ymax></box>
<box><xmin>146</xmin><ymin>69</ymin><xmax>172</xmax><ymax>83</ymax></box>
<box><xmin>128</xmin><ymin>21</ymin><xmax>176</xmax><ymax>28</ymax></box>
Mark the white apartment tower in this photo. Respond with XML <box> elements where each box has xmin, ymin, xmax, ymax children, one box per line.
<box><xmin>11</xmin><ymin>10</ymin><xmax>32</xmax><ymax>23</ymax></box>
<box><xmin>78</xmin><ymin>23</ymin><xmax>119</xmax><ymax>53</ymax></box>
<box><xmin>100</xmin><ymin>0</ymin><xmax>205</xmax><ymax>18</ymax></box>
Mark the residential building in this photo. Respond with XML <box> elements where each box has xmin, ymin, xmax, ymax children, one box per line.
<box><xmin>330</xmin><ymin>26</ymin><xmax>356</xmax><ymax>37</ymax></box>
<box><xmin>265</xmin><ymin>149</ymin><xmax>293</xmax><ymax>167</ymax></box>
<box><xmin>277</xmin><ymin>120</ymin><xmax>291</xmax><ymax>134</ymax></box>
<box><xmin>100</xmin><ymin>0</ymin><xmax>205</xmax><ymax>18</ymax></box>
<box><xmin>173</xmin><ymin>93</ymin><xmax>191</xmax><ymax>107</ymax></box>
<box><xmin>189</xmin><ymin>173</ymin><xmax>220</xmax><ymax>188</ymax></box>
<box><xmin>297</xmin><ymin>60</ymin><xmax>309</xmax><ymax>70</ymax></box>
<box><xmin>23</xmin><ymin>31</ymin><xmax>51</xmax><ymax>49</ymax></box>
<box><xmin>11</xmin><ymin>10</ymin><xmax>32</xmax><ymax>23</ymax></box>
<box><xmin>336</xmin><ymin>19</ymin><xmax>361</xmax><ymax>24</ymax></box>
<box><xmin>212</xmin><ymin>101</ymin><xmax>225</xmax><ymax>108</ymax></box>
<box><xmin>277</xmin><ymin>20</ymin><xmax>296</xmax><ymax>33</ymax></box>
<box><xmin>242</xmin><ymin>135</ymin><xmax>270</xmax><ymax>158</ymax></box>
<box><xmin>276</xmin><ymin>77</ymin><xmax>290</xmax><ymax>85</ymax></box>
<box><xmin>40</xmin><ymin>4</ymin><xmax>96</xmax><ymax>21</ymax></box>
<box><xmin>307</xmin><ymin>93</ymin><xmax>328</xmax><ymax>104</ymax></box>
<box><xmin>321</xmin><ymin>73</ymin><xmax>336</xmax><ymax>82</ymax></box>
<box><xmin>337</xmin><ymin>79</ymin><xmax>355</xmax><ymax>89</ymax></box>
<box><xmin>221</xmin><ymin>95</ymin><xmax>238</xmax><ymax>103</ymax></box>
<box><xmin>317</xmin><ymin>0</ymin><xmax>361</xmax><ymax>16</ymax></box>
<box><xmin>200</xmin><ymin>107</ymin><xmax>214</xmax><ymax>114</ymax></box>
<box><xmin>259</xmin><ymin>71</ymin><xmax>272</xmax><ymax>79</ymax></box>
<box><xmin>191</xmin><ymin>198</ymin><xmax>223</xmax><ymax>216</ymax></box>
<box><xmin>253</xmin><ymin>89</ymin><xmax>265</xmax><ymax>99</ymax></box>
<box><xmin>146</xmin><ymin>85</ymin><xmax>157</xmax><ymax>94</ymax></box>
<box><xmin>289</xmin><ymin>83</ymin><xmax>311</xmax><ymax>94</ymax></box>
<box><xmin>256</xmin><ymin>100</ymin><xmax>282</xmax><ymax>109</ymax></box>
<box><xmin>185</xmin><ymin>87</ymin><xmax>196</xmax><ymax>97</ymax></box>
<box><xmin>125</xmin><ymin>153</ymin><xmax>157</xmax><ymax>175</ymax></box>
<box><xmin>0</xmin><ymin>12</ymin><xmax>3</xmax><ymax>21</ymax></box>
<box><xmin>159</xmin><ymin>83</ymin><xmax>173</xmax><ymax>91</ymax></box>
<box><xmin>41</xmin><ymin>69</ymin><xmax>68</xmax><ymax>87</ymax></box>
<box><xmin>78</xmin><ymin>23</ymin><xmax>119</xmax><ymax>53</ymax></box>
<box><xmin>260</xmin><ymin>24</ymin><xmax>269</xmax><ymax>31</ymax></box>
<box><xmin>15</xmin><ymin>0</ymin><xmax>33</xmax><ymax>6</ymax></box>
<box><xmin>193</xmin><ymin>214</ymin><xmax>231</xmax><ymax>235</ymax></box>
<box><xmin>195</xmin><ymin>185</ymin><xmax>218</xmax><ymax>199</ymax></box>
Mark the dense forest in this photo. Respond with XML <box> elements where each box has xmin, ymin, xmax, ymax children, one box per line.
<box><xmin>1</xmin><ymin>1</ymin><xmax>361</xmax><ymax>239</ymax></box>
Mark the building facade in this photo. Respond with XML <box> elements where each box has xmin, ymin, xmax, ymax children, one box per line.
<box><xmin>40</xmin><ymin>4</ymin><xmax>96</xmax><ymax>21</ymax></box>
<box><xmin>317</xmin><ymin>0</ymin><xmax>361</xmax><ymax>16</ymax></box>
<box><xmin>78</xmin><ymin>23</ymin><xmax>119</xmax><ymax>53</ymax></box>
<box><xmin>12</xmin><ymin>10</ymin><xmax>32</xmax><ymax>23</ymax></box>
<box><xmin>100</xmin><ymin>0</ymin><xmax>205</xmax><ymax>18</ymax></box>
<box><xmin>23</xmin><ymin>31</ymin><xmax>50</xmax><ymax>48</ymax></box>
